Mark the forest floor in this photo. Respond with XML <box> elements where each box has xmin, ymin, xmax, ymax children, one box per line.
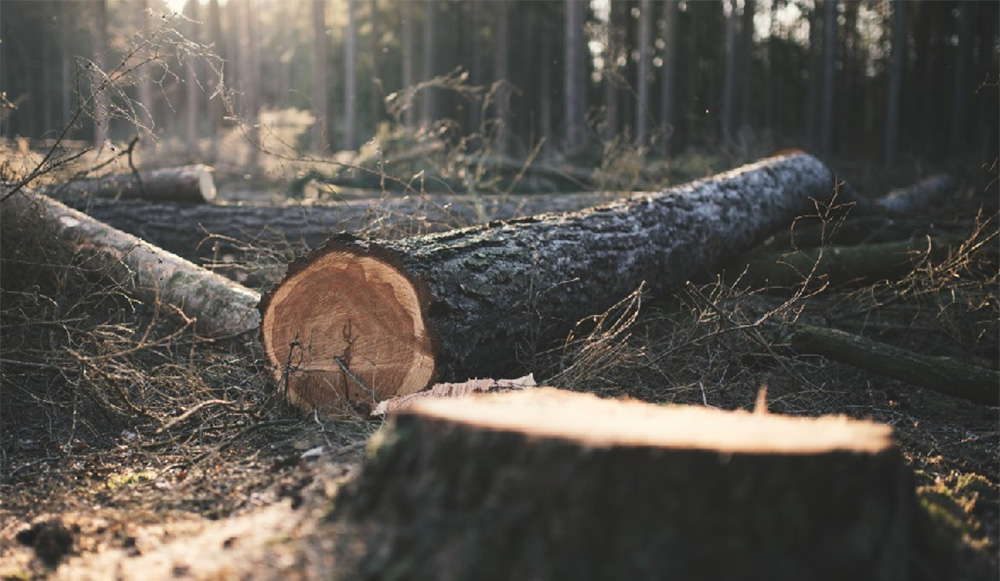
<box><xmin>1</xmin><ymin>151</ymin><xmax>998</xmax><ymax>580</ymax></box>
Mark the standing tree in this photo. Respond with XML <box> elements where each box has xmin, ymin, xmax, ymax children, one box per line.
<box><xmin>884</xmin><ymin>0</ymin><xmax>905</xmax><ymax>167</ymax></box>
<box><xmin>721</xmin><ymin>0</ymin><xmax>738</xmax><ymax>145</ymax></box>
<box><xmin>312</xmin><ymin>0</ymin><xmax>328</xmax><ymax>151</ymax></box>
<box><xmin>207</xmin><ymin>0</ymin><xmax>223</xmax><ymax>161</ymax></box>
<box><xmin>185</xmin><ymin>0</ymin><xmax>200</xmax><ymax>156</ymax></box>
<box><xmin>345</xmin><ymin>0</ymin><xmax>358</xmax><ymax>150</ymax></box>
<box><xmin>494</xmin><ymin>0</ymin><xmax>511</xmax><ymax>156</ymax></box>
<box><xmin>564</xmin><ymin>0</ymin><xmax>587</xmax><ymax>151</ymax></box>
<box><xmin>91</xmin><ymin>0</ymin><xmax>109</xmax><ymax>149</ymax></box>
<box><xmin>949</xmin><ymin>1</ymin><xmax>974</xmax><ymax>161</ymax></box>
<box><xmin>819</xmin><ymin>0</ymin><xmax>837</xmax><ymax>156</ymax></box>
<box><xmin>635</xmin><ymin>0</ymin><xmax>653</xmax><ymax>149</ymax></box>
<box><xmin>239</xmin><ymin>0</ymin><xmax>260</xmax><ymax>168</ymax></box>
<box><xmin>137</xmin><ymin>0</ymin><xmax>155</xmax><ymax>145</ymax></box>
<box><xmin>659</xmin><ymin>0</ymin><xmax>679</xmax><ymax>155</ymax></box>
<box><xmin>421</xmin><ymin>0</ymin><xmax>437</xmax><ymax>126</ymax></box>
<box><xmin>739</xmin><ymin>0</ymin><xmax>755</xmax><ymax>136</ymax></box>
<box><xmin>402</xmin><ymin>0</ymin><xmax>415</xmax><ymax>128</ymax></box>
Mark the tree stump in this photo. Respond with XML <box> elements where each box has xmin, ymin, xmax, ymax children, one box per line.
<box><xmin>334</xmin><ymin>388</ymin><xmax>913</xmax><ymax>580</ymax></box>
<box><xmin>259</xmin><ymin>152</ymin><xmax>838</xmax><ymax>414</ymax></box>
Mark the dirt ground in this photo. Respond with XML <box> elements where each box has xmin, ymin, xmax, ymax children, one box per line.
<box><xmin>2</xmin><ymin>169</ymin><xmax>998</xmax><ymax>579</ymax></box>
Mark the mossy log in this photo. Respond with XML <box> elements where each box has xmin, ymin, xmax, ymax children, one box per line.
<box><xmin>791</xmin><ymin>324</ymin><xmax>999</xmax><ymax>405</ymax></box>
<box><xmin>259</xmin><ymin>152</ymin><xmax>838</xmax><ymax>414</ymax></box>
<box><xmin>334</xmin><ymin>388</ymin><xmax>913</xmax><ymax>580</ymax></box>
<box><xmin>1</xmin><ymin>189</ymin><xmax>260</xmax><ymax>338</ymax></box>
<box><xmin>734</xmin><ymin>236</ymin><xmax>958</xmax><ymax>288</ymax></box>
<box><xmin>44</xmin><ymin>164</ymin><xmax>216</xmax><ymax>203</ymax></box>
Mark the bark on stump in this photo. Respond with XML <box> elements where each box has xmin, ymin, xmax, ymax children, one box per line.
<box><xmin>334</xmin><ymin>388</ymin><xmax>913</xmax><ymax>580</ymax></box>
<box><xmin>259</xmin><ymin>152</ymin><xmax>838</xmax><ymax>414</ymax></box>
<box><xmin>1</xmin><ymin>189</ymin><xmax>260</xmax><ymax>338</ymax></box>
<box><xmin>44</xmin><ymin>165</ymin><xmax>217</xmax><ymax>203</ymax></box>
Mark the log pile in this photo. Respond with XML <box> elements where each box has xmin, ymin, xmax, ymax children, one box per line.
<box><xmin>258</xmin><ymin>152</ymin><xmax>838</xmax><ymax>414</ymax></box>
<box><xmin>333</xmin><ymin>388</ymin><xmax>913</xmax><ymax>580</ymax></box>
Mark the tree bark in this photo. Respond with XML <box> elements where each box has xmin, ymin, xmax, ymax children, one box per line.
<box><xmin>734</xmin><ymin>236</ymin><xmax>959</xmax><ymax>289</ymax></box>
<box><xmin>344</xmin><ymin>0</ymin><xmax>358</xmax><ymax>151</ymax></box>
<box><xmin>312</xmin><ymin>0</ymin><xmax>328</xmax><ymax>151</ymax></box>
<box><xmin>258</xmin><ymin>152</ymin><xmax>837</xmax><ymax>414</ymax></box>
<box><xmin>44</xmin><ymin>165</ymin><xmax>217</xmax><ymax>203</ymax></box>
<box><xmin>884</xmin><ymin>0</ymin><xmax>905</xmax><ymax>167</ymax></box>
<box><xmin>564</xmin><ymin>0</ymin><xmax>587</xmax><ymax>150</ymax></box>
<box><xmin>635</xmin><ymin>0</ymin><xmax>652</xmax><ymax>148</ymax></box>
<box><xmin>659</xmin><ymin>0</ymin><xmax>678</xmax><ymax>154</ymax></box>
<box><xmin>59</xmin><ymin>192</ymin><xmax>624</xmax><ymax>266</ymax></box>
<box><xmin>334</xmin><ymin>388</ymin><xmax>912</xmax><ymax>580</ymax></box>
<box><xmin>873</xmin><ymin>174</ymin><xmax>956</xmax><ymax>215</ymax></box>
<box><xmin>791</xmin><ymin>324</ymin><xmax>999</xmax><ymax>406</ymax></box>
<box><xmin>1</xmin><ymin>190</ymin><xmax>260</xmax><ymax>338</ymax></box>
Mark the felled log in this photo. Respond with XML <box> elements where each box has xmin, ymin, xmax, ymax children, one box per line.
<box><xmin>874</xmin><ymin>174</ymin><xmax>956</xmax><ymax>215</ymax></box>
<box><xmin>59</xmin><ymin>192</ymin><xmax>622</xmax><ymax>264</ymax></box>
<box><xmin>1</xmin><ymin>189</ymin><xmax>260</xmax><ymax>338</ymax></box>
<box><xmin>734</xmin><ymin>236</ymin><xmax>958</xmax><ymax>288</ymax></box>
<box><xmin>333</xmin><ymin>388</ymin><xmax>913</xmax><ymax>580</ymax></box>
<box><xmin>259</xmin><ymin>152</ymin><xmax>838</xmax><ymax>413</ymax></box>
<box><xmin>44</xmin><ymin>165</ymin><xmax>217</xmax><ymax>203</ymax></box>
<box><xmin>791</xmin><ymin>324</ymin><xmax>999</xmax><ymax>405</ymax></box>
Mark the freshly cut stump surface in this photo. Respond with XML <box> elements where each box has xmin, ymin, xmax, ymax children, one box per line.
<box><xmin>335</xmin><ymin>388</ymin><xmax>913</xmax><ymax>580</ymax></box>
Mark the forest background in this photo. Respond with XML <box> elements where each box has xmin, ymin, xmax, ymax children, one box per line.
<box><xmin>2</xmin><ymin>0</ymin><xmax>997</xmax><ymax>189</ymax></box>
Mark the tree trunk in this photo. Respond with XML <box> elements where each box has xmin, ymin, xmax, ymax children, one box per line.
<box><xmin>791</xmin><ymin>325</ymin><xmax>999</xmax><ymax>406</ymax></box>
<box><xmin>239</xmin><ymin>0</ymin><xmax>260</xmax><ymax>168</ymax></box>
<box><xmin>635</xmin><ymin>0</ymin><xmax>652</xmax><ymax>149</ymax></box>
<box><xmin>312</xmin><ymin>0</ymin><xmax>328</xmax><ymax>151</ymax></box>
<box><xmin>258</xmin><ymin>152</ymin><xmax>837</xmax><ymax>414</ymax></box>
<box><xmin>334</xmin><ymin>388</ymin><xmax>912</xmax><ymax>580</ymax></box>
<box><xmin>721</xmin><ymin>0</ymin><xmax>738</xmax><ymax>145</ymax></box>
<box><xmin>884</xmin><ymin>0</ymin><xmax>905</xmax><ymax>167</ymax></box>
<box><xmin>564</xmin><ymin>0</ymin><xmax>586</xmax><ymax>150</ymax></box>
<box><xmin>137</xmin><ymin>0</ymin><xmax>155</xmax><ymax>144</ymax></box>
<box><xmin>344</xmin><ymin>0</ymin><xmax>358</xmax><ymax>151</ymax></box>
<box><xmin>44</xmin><ymin>165</ymin><xmax>217</xmax><ymax>203</ymax></box>
<box><xmin>91</xmin><ymin>0</ymin><xmax>109</xmax><ymax>150</ymax></box>
<box><xmin>185</xmin><ymin>0</ymin><xmax>200</xmax><ymax>156</ymax></box>
<box><xmin>949</xmin><ymin>1</ymin><xmax>974</xmax><ymax>161</ymax></box>
<box><xmin>401</xmin><ymin>0</ymin><xmax>415</xmax><ymax>128</ymax></box>
<box><xmin>421</xmin><ymin>0</ymin><xmax>436</xmax><ymax>126</ymax></box>
<box><xmin>659</xmin><ymin>0</ymin><xmax>678</xmax><ymax>154</ymax></box>
<box><xmin>820</xmin><ymin>0</ymin><xmax>837</xmax><ymax>156</ymax></box>
<box><xmin>1</xmin><ymin>190</ymin><xmax>260</xmax><ymax>338</ymax></box>
<box><xmin>59</xmin><ymin>192</ymin><xmax>625</xmax><ymax>266</ymax></box>
<box><xmin>207</xmin><ymin>0</ymin><xmax>223</xmax><ymax>162</ymax></box>
<box><xmin>873</xmin><ymin>174</ymin><xmax>956</xmax><ymax>215</ymax></box>
<box><xmin>493</xmin><ymin>0</ymin><xmax>511</xmax><ymax>156</ymax></box>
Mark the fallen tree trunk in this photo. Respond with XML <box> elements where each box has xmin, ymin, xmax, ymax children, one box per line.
<box><xmin>259</xmin><ymin>152</ymin><xmax>838</xmax><ymax>413</ymax></box>
<box><xmin>1</xmin><ymin>189</ymin><xmax>260</xmax><ymax>338</ymax></box>
<box><xmin>334</xmin><ymin>388</ymin><xmax>912</xmax><ymax>580</ymax></box>
<box><xmin>790</xmin><ymin>324</ymin><xmax>999</xmax><ymax>405</ymax></box>
<box><xmin>44</xmin><ymin>165</ymin><xmax>217</xmax><ymax>203</ymax></box>
<box><xmin>59</xmin><ymin>192</ymin><xmax>622</xmax><ymax>263</ymax></box>
<box><xmin>874</xmin><ymin>174</ymin><xmax>956</xmax><ymax>215</ymax></box>
<box><xmin>734</xmin><ymin>235</ymin><xmax>959</xmax><ymax>288</ymax></box>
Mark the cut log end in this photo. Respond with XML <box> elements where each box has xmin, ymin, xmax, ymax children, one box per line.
<box><xmin>259</xmin><ymin>239</ymin><xmax>436</xmax><ymax>413</ymax></box>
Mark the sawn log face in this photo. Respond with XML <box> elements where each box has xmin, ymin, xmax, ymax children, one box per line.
<box><xmin>260</xmin><ymin>153</ymin><xmax>837</xmax><ymax>412</ymax></box>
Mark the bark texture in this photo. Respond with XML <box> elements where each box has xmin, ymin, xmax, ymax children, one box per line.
<box><xmin>260</xmin><ymin>153</ymin><xmax>837</xmax><ymax>413</ymax></box>
<box><xmin>334</xmin><ymin>388</ymin><xmax>912</xmax><ymax>580</ymax></box>
<box><xmin>60</xmin><ymin>193</ymin><xmax>620</xmax><ymax>265</ymax></box>
<box><xmin>44</xmin><ymin>165</ymin><xmax>216</xmax><ymax>203</ymax></box>
<box><xmin>791</xmin><ymin>324</ymin><xmax>999</xmax><ymax>405</ymax></box>
<box><xmin>2</xmin><ymin>190</ymin><xmax>260</xmax><ymax>338</ymax></box>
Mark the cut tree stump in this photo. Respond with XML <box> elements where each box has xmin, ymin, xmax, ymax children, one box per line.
<box><xmin>58</xmin><ymin>192</ymin><xmax>621</xmax><ymax>264</ymax></box>
<box><xmin>333</xmin><ymin>388</ymin><xmax>913</xmax><ymax>580</ymax></box>
<box><xmin>1</xmin><ymin>189</ymin><xmax>260</xmax><ymax>337</ymax></box>
<box><xmin>259</xmin><ymin>152</ymin><xmax>838</xmax><ymax>414</ymax></box>
<box><xmin>44</xmin><ymin>165</ymin><xmax>217</xmax><ymax>203</ymax></box>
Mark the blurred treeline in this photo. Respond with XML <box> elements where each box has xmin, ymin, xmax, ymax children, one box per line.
<box><xmin>1</xmin><ymin>0</ymin><xmax>997</xmax><ymax>166</ymax></box>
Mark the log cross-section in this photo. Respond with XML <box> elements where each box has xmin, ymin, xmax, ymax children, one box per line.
<box><xmin>259</xmin><ymin>152</ymin><xmax>838</xmax><ymax>414</ymax></box>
